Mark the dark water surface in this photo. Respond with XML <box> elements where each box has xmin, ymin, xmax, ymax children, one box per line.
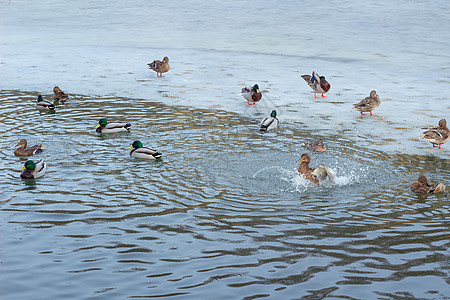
<box><xmin>1</xmin><ymin>90</ymin><xmax>449</xmax><ymax>299</ymax></box>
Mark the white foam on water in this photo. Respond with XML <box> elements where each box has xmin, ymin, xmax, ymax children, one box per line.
<box><xmin>253</xmin><ymin>162</ymin><xmax>372</xmax><ymax>194</ymax></box>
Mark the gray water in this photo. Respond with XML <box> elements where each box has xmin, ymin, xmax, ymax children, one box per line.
<box><xmin>1</xmin><ymin>0</ymin><xmax>450</xmax><ymax>299</ymax></box>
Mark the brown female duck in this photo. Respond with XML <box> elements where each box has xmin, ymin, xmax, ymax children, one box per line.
<box><xmin>297</xmin><ymin>153</ymin><xmax>334</xmax><ymax>184</ymax></box>
<box><xmin>53</xmin><ymin>86</ymin><xmax>69</xmax><ymax>101</ymax></box>
<box><xmin>301</xmin><ymin>140</ymin><xmax>327</xmax><ymax>152</ymax></box>
<box><xmin>353</xmin><ymin>90</ymin><xmax>381</xmax><ymax>115</ymax></box>
<box><xmin>301</xmin><ymin>71</ymin><xmax>331</xmax><ymax>98</ymax></box>
<box><xmin>147</xmin><ymin>56</ymin><xmax>170</xmax><ymax>77</ymax></box>
<box><xmin>14</xmin><ymin>139</ymin><xmax>44</xmax><ymax>156</ymax></box>
<box><xmin>421</xmin><ymin>118</ymin><xmax>449</xmax><ymax>149</ymax></box>
<box><xmin>410</xmin><ymin>175</ymin><xmax>445</xmax><ymax>194</ymax></box>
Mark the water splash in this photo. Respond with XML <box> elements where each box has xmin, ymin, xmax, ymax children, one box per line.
<box><xmin>253</xmin><ymin>161</ymin><xmax>372</xmax><ymax>193</ymax></box>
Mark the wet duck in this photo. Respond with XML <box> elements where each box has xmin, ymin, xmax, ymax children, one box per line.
<box><xmin>128</xmin><ymin>140</ymin><xmax>162</xmax><ymax>160</ymax></box>
<box><xmin>147</xmin><ymin>56</ymin><xmax>170</xmax><ymax>77</ymax></box>
<box><xmin>410</xmin><ymin>175</ymin><xmax>445</xmax><ymax>194</ymax></box>
<box><xmin>36</xmin><ymin>95</ymin><xmax>55</xmax><ymax>113</ymax></box>
<box><xmin>353</xmin><ymin>90</ymin><xmax>381</xmax><ymax>116</ymax></box>
<box><xmin>297</xmin><ymin>153</ymin><xmax>334</xmax><ymax>184</ymax></box>
<box><xmin>301</xmin><ymin>71</ymin><xmax>331</xmax><ymax>98</ymax></box>
<box><xmin>20</xmin><ymin>159</ymin><xmax>46</xmax><ymax>179</ymax></box>
<box><xmin>14</xmin><ymin>139</ymin><xmax>44</xmax><ymax>156</ymax></box>
<box><xmin>241</xmin><ymin>84</ymin><xmax>262</xmax><ymax>105</ymax></box>
<box><xmin>96</xmin><ymin>118</ymin><xmax>131</xmax><ymax>134</ymax></box>
<box><xmin>301</xmin><ymin>139</ymin><xmax>327</xmax><ymax>152</ymax></box>
<box><xmin>421</xmin><ymin>118</ymin><xmax>449</xmax><ymax>149</ymax></box>
<box><xmin>260</xmin><ymin>110</ymin><xmax>279</xmax><ymax>131</ymax></box>
<box><xmin>53</xmin><ymin>86</ymin><xmax>69</xmax><ymax>101</ymax></box>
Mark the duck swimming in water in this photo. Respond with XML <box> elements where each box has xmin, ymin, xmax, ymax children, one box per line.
<box><xmin>301</xmin><ymin>71</ymin><xmax>330</xmax><ymax>98</ymax></box>
<box><xmin>297</xmin><ymin>153</ymin><xmax>334</xmax><ymax>184</ymax></box>
<box><xmin>260</xmin><ymin>110</ymin><xmax>279</xmax><ymax>131</ymax></box>
<box><xmin>14</xmin><ymin>139</ymin><xmax>44</xmax><ymax>156</ymax></box>
<box><xmin>410</xmin><ymin>175</ymin><xmax>445</xmax><ymax>194</ymax></box>
<box><xmin>421</xmin><ymin>118</ymin><xmax>449</xmax><ymax>149</ymax></box>
<box><xmin>36</xmin><ymin>95</ymin><xmax>55</xmax><ymax>113</ymax></box>
<box><xmin>241</xmin><ymin>84</ymin><xmax>262</xmax><ymax>105</ymax></box>
<box><xmin>353</xmin><ymin>90</ymin><xmax>381</xmax><ymax>116</ymax></box>
<box><xmin>128</xmin><ymin>140</ymin><xmax>162</xmax><ymax>160</ymax></box>
<box><xmin>147</xmin><ymin>56</ymin><xmax>170</xmax><ymax>77</ymax></box>
<box><xmin>95</xmin><ymin>118</ymin><xmax>131</xmax><ymax>134</ymax></box>
<box><xmin>53</xmin><ymin>86</ymin><xmax>69</xmax><ymax>101</ymax></box>
<box><xmin>301</xmin><ymin>140</ymin><xmax>327</xmax><ymax>152</ymax></box>
<box><xmin>20</xmin><ymin>159</ymin><xmax>46</xmax><ymax>179</ymax></box>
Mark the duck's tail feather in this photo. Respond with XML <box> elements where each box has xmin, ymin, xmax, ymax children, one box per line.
<box><xmin>433</xmin><ymin>183</ymin><xmax>445</xmax><ymax>193</ymax></box>
<box><xmin>312</xmin><ymin>165</ymin><xmax>335</xmax><ymax>182</ymax></box>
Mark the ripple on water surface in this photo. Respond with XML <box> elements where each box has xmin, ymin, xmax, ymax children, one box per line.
<box><xmin>0</xmin><ymin>90</ymin><xmax>449</xmax><ymax>299</ymax></box>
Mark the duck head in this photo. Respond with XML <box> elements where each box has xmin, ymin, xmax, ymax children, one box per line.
<box><xmin>21</xmin><ymin>160</ymin><xmax>36</xmax><ymax>171</ymax></box>
<box><xmin>418</xmin><ymin>175</ymin><xmax>428</xmax><ymax>184</ymax></box>
<box><xmin>16</xmin><ymin>139</ymin><xmax>27</xmax><ymax>147</ymax></box>
<box><xmin>96</xmin><ymin>118</ymin><xmax>108</xmax><ymax>128</ymax></box>
<box><xmin>297</xmin><ymin>153</ymin><xmax>311</xmax><ymax>163</ymax></box>
<box><xmin>128</xmin><ymin>140</ymin><xmax>143</xmax><ymax>149</ymax></box>
<box><xmin>270</xmin><ymin>110</ymin><xmax>277</xmax><ymax>118</ymax></box>
<box><xmin>53</xmin><ymin>86</ymin><xmax>62</xmax><ymax>94</ymax></box>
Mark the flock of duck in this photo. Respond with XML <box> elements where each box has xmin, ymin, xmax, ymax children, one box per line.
<box><xmin>15</xmin><ymin>56</ymin><xmax>448</xmax><ymax>194</ymax></box>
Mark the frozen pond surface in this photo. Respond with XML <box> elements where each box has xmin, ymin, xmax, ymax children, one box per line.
<box><xmin>0</xmin><ymin>1</ymin><xmax>449</xmax><ymax>299</ymax></box>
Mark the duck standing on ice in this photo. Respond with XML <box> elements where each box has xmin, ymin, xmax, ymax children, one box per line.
<box><xmin>421</xmin><ymin>118</ymin><xmax>449</xmax><ymax>149</ymax></box>
<box><xmin>241</xmin><ymin>84</ymin><xmax>262</xmax><ymax>105</ymax></box>
<box><xmin>148</xmin><ymin>56</ymin><xmax>170</xmax><ymax>77</ymax></box>
<box><xmin>353</xmin><ymin>90</ymin><xmax>381</xmax><ymax>116</ymax></box>
<box><xmin>301</xmin><ymin>71</ymin><xmax>330</xmax><ymax>98</ymax></box>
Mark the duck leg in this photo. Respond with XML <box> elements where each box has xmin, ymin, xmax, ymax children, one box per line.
<box><xmin>360</xmin><ymin>111</ymin><xmax>365</xmax><ymax>115</ymax></box>
<box><xmin>321</xmin><ymin>93</ymin><xmax>327</xmax><ymax>98</ymax></box>
<box><xmin>314</xmin><ymin>92</ymin><xmax>319</xmax><ymax>99</ymax></box>
<box><xmin>438</xmin><ymin>144</ymin><xmax>443</xmax><ymax>149</ymax></box>
<box><xmin>432</xmin><ymin>144</ymin><xmax>437</xmax><ymax>147</ymax></box>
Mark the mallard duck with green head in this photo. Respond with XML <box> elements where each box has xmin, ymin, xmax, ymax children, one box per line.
<box><xmin>36</xmin><ymin>95</ymin><xmax>55</xmax><ymax>113</ymax></box>
<box><xmin>20</xmin><ymin>159</ymin><xmax>46</xmax><ymax>179</ymax></box>
<box><xmin>297</xmin><ymin>153</ymin><xmax>334</xmax><ymax>184</ymax></box>
<box><xmin>241</xmin><ymin>84</ymin><xmax>262</xmax><ymax>105</ymax></box>
<box><xmin>421</xmin><ymin>118</ymin><xmax>449</xmax><ymax>149</ymax></box>
<box><xmin>260</xmin><ymin>110</ymin><xmax>279</xmax><ymax>131</ymax></box>
<box><xmin>148</xmin><ymin>56</ymin><xmax>170</xmax><ymax>77</ymax></box>
<box><xmin>410</xmin><ymin>175</ymin><xmax>445</xmax><ymax>194</ymax></box>
<box><xmin>53</xmin><ymin>86</ymin><xmax>69</xmax><ymax>101</ymax></box>
<box><xmin>128</xmin><ymin>140</ymin><xmax>162</xmax><ymax>159</ymax></box>
<box><xmin>353</xmin><ymin>90</ymin><xmax>381</xmax><ymax>115</ymax></box>
<box><xmin>14</xmin><ymin>139</ymin><xmax>44</xmax><ymax>156</ymax></box>
<box><xmin>96</xmin><ymin>118</ymin><xmax>131</xmax><ymax>134</ymax></box>
<box><xmin>301</xmin><ymin>71</ymin><xmax>331</xmax><ymax>98</ymax></box>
